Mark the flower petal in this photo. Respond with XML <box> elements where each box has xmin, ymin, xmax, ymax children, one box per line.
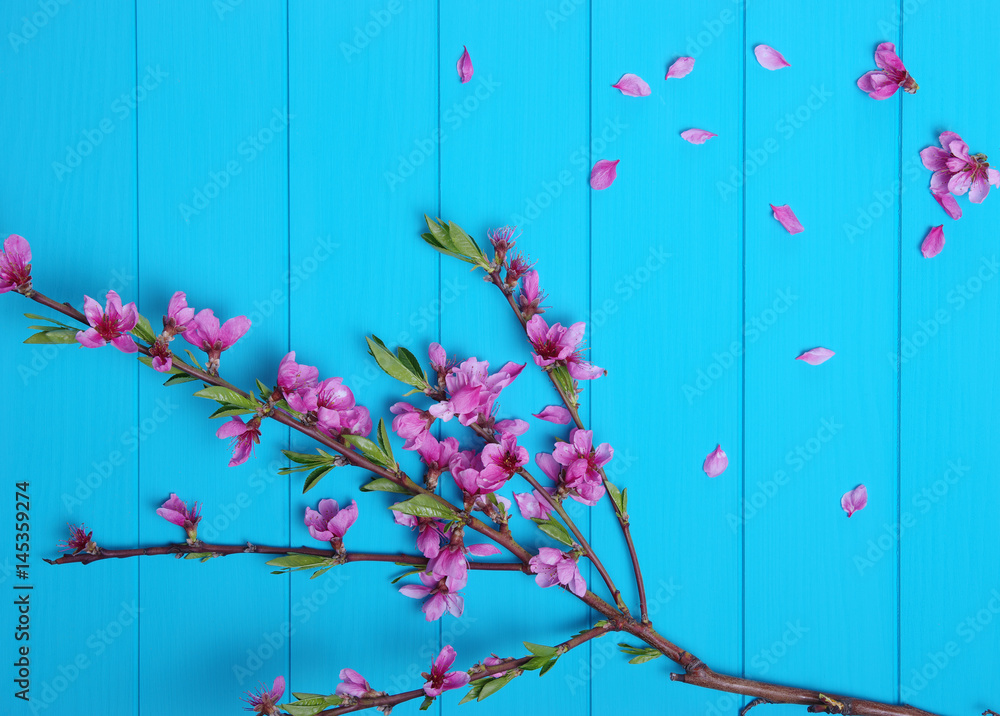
<box><xmin>969</xmin><ymin>173</ymin><xmax>991</xmax><ymax>204</ymax></box>
<box><xmin>920</xmin><ymin>146</ymin><xmax>951</xmax><ymax>172</ymax></box>
<box><xmin>933</xmin><ymin>193</ymin><xmax>962</xmax><ymax>220</ymax></box>
<box><xmin>590</xmin><ymin>159</ymin><xmax>619</xmax><ymax>190</ymax></box>
<box><xmin>873</xmin><ymin>42</ymin><xmax>905</xmax><ymax>74</ymax></box>
<box><xmin>219</xmin><ymin>315</ymin><xmax>251</xmax><ymax>348</ymax></box>
<box><xmin>770</xmin><ymin>204</ymin><xmax>804</xmax><ymax>234</ymax></box>
<box><xmin>920</xmin><ymin>225</ymin><xmax>945</xmax><ymax>258</ymax></box>
<box><xmin>754</xmin><ymin>44</ymin><xmax>790</xmax><ymax>70</ymax></box>
<box><xmin>111</xmin><ymin>334</ymin><xmax>138</xmax><ymax>353</ymax></box>
<box><xmin>703</xmin><ymin>445</ymin><xmax>728</xmax><ymax>478</ymax></box>
<box><xmin>82</xmin><ymin>295</ymin><xmax>103</xmax><ymax>327</ymax></box>
<box><xmin>665</xmin><ymin>56</ymin><xmax>695</xmax><ymax>79</ymax></box>
<box><xmin>457</xmin><ymin>46</ymin><xmax>473</xmax><ymax>83</ymax></box>
<box><xmin>680</xmin><ymin>128</ymin><xmax>717</xmax><ymax>145</ymax></box>
<box><xmin>796</xmin><ymin>347</ymin><xmax>835</xmax><ymax>365</ymax></box>
<box><xmin>611</xmin><ymin>73</ymin><xmax>651</xmax><ymax>97</ymax></box>
<box><xmin>533</xmin><ymin>405</ymin><xmax>572</xmax><ymax>424</ymax></box>
<box><xmin>841</xmin><ymin>484</ymin><xmax>868</xmax><ymax>517</ymax></box>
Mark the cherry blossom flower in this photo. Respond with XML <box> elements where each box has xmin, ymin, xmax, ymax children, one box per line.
<box><xmin>304</xmin><ymin>499</ymin><xmax>358</xmax><ymax>544</ymax></box>
<box><xmin>393</xmin><ymin>511</ymin><xmax>449</xmax><ymax>559</ymax></box>
<box><xmin>529</xmin><ymin>547</ymin><xmax>587</xmax><ymax>597</ymax></box>
<box><xmin>703</xmin><ymin>445</ymin><xmax>728</xmax><ymax>478</ymax></box>
<box><xmin>277</xmin><ymin>352</ymin><xmax>319</xmax><ymax>413</ymax></box>
<box><xmin>422</xmin><ymin>646</ymin><xmax>470</xmax><ymax>697</ymax></box>
<box><xmin>216</xmin><ymin>416</ymin><xmax>262</xmax><ymax>467</ymax></box>
<box><xmin>428</xmin><ymin>544</ymin><xmax>469</xmax><ymax>584</ymax></box>
<box><xmin>525</xmin><ymin>315</ymin><xmax>604</xmax><ymax>380</ymax></box>
<box><xmin>857</xmin><ymin>42</ymin><xmax>917</xmax><ymax>99</ymax></box>
<box><xmin>429</xmin><ymin>357</ymin><xmax>524</xmax><ymax>426</ymax></box>
<box><xmin>58</xmin><ymin>523</ymin><xmax>96</xmax><ymax>555</ymax></box>
<box><xmin>841</xmin><ymin>484</ymin><xmax>868</xmax><ymax>517</ymax></box>
<box><xmin>518</xmin><ymin>270</ymin><xmax>545</xmax><ymax>318</ymax></box>
<box><xmin>0</xmin><ymin>234</ymin><xmax>32</xmax><ymax>294</ymax></box>
<box><xmin>156</xmin><ymin>493</ymin><xmax>202</xmax><ymax>541</ymax></box>
<box><xmin>552</xmin><ymin>429</ymin><xmax>612</xmax><ymax>505</ymax></box>
<box><xmin>242</xmin><ymin>676</ymin><xmax>284</xmax><ymax>715</ymax></box>
<box><xmin>416</xmin><ymin>435</ymin><xmax>460</xmax><ymax>482</ymax></box>
<box><xmin>149</xmin><ymin>291</ymin><xmax>197</xmax><ymax>372</ymax></box>
<box><xmin>479</xmin><ymin>433</ymin><xmax>528</xmax><ymax>487</ymax></box>
<box><xmin>399</xmin><ymin>571</ymin><xmax>466</xmax><ymax>621</ymax></box>
<box><xmin>390</xmin><ymin>401</ymin><xmax>435</xmax><ymax>449</ymax></box>
<box><xmin>76</xmin><ymin>290</ymin><xmax>138</xmax><ymax>353</ymax></box>
<box><xmin>481</xmin><ymin>655</ymin><xmax>510</xmax><ymax>678</ymax></box>
<box><xmin>921</xmin><ymin>130</ymin><xmax>1000</xmax><ymax>204</ymax></box>
<box><xmin>183</xmin><ymin>308</ymin><xmax>250</xmax><ymax>374</ymax></box>
<box><xmin>316</xmin><ymin>377</ymin><xmax>371</xmax><ymax>438</ymax></box>
<box><xmin>335</xmin><ymin>669</ymin><xmax>381</xmax><ymax>699</ymax></box>
<box><xmin>514</xmin><ymin>490</ymin><xmax>554</xmax><ymax>520</ymax></box>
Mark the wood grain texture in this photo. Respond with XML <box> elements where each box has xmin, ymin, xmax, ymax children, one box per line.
<box><xmin>0</xmin><ymin>1</ymin><xmax>997</xmax><ymax>714</ymax></box>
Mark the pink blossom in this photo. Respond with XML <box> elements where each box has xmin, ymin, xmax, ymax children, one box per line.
<box><xmin>526</xmin><ymin>315</ymin><xmax>604</xmax><ymax>380</ymax></box>
<box><xmin>921</xmin><ymin>130</ymin><xmax>1000</xmax><ymax>204</ymax></box>
<box><xmin>612</xmin><ymin>73</ymin><xmax>651</xmax><ymax>97</ymax></box>
<box><xmin>0</xmin><ymin>234</ymin><xmax>32</xmax><ymax>294</ymax></box>
<box><xmin>857</xmin><ymin>42</ymin><xmax>917</xmax><ymax>99</ymax></box>
<box><xmin>457</xmin><ymin>46</ymin><xmax>473</xmax><ymax>83</ymax></box>
<box><xmin>150</xmin><ymin>291</ymin><xmax>197</xmax><ymax>372</ymax></box>
<box><xmin>58</xmin><ymin>523</ymin><xmax>95</xmax><ymax>555</ymax></box>
<box><xmin>156</xmin><ymin>493</ymin><xmax>201</xmax><ymax>541</ymax></box>
<box><xmin>216</xmin><ymin>416</ymin><xmax>262</xmax><ymax>467</ymax></box>
<box><xmin>841</xmin><ymin>484</ymin><xmax>868</xmax><ymax>517</ymax></box>
<box><xmin>422</xmin><ymin>645</ymin><xmax>470</xmax><ymax>697</ymax></box>
<box><xmin>796</xmin><ymin>347</ymin><xmax>835</xmax><ymax>365</ymax></box>
<box><xmin>393</xmin><ymin>511</ymin><xmax>449</xmax><ymax>558</ymax></box>
<box><xmin>518</xmin><ymin>269</ymin><xmax>545</xmax><ymax>318</ymax></box>
<box><xmin>703</xmin><ymin>445</ymin><xmax>728</xmax><ymax>478</ymax></box>
<box><xmin>242</xmin><ymin>676</ymin><xmax>284</xmax><ymax>715</ymax></box>
<box><xmin>390</xmin><ymin>401</ymin><xmax>435</xmax><ymax>449</ymax></box>
<box><xmin>552</xmin><ymin>429</ymin><xmax>612</xmax><ymax>505</ymax></box>
<box><xmin>304</xmin><ymin>499</ymin><xmax>358</xmax><ymax>542</ymax></box>
<box><xmin>529</xmin><ymin>547</ymin><xmax>587</xmax><ymax>597</ymax></box>
<box><xmin>590</xmin><ymin>159</ymin><xmax>619</xmax><ymax>190</ymax></box>
<box><xmin>315</xmin><ymin>377</ymin><xmax>371</xmax><ymax>438</ymax></box>
<box><xmin>428</xmin><ymin>342</ymin><xmax>448</xmax><ymax>371</ymax></box>
<box><xmin>921</xmin><ymin>225</ymin><xmax>945</xmax><ymax>259</ymax></box>
<box><xmin>754</xmin><ymin>44</ymin><xmax>790</xmax><ymax>70</ymax></box>
<box><xmin>277</xmin><ymin>352</ymin><xmax>319</xmax><ymax>413</ymax></box>
<box><xmin>665</xmin><ymin>56</ymin><xmax>695</xmax><ymax>79</ymax></box>
<box><xmin>76</xmin><ymin>290</ymin><xmax>139</xmax><ymax>353</ymax></box>
<box><xmin>479</xmin><ymin>433</ymin><xmax>528</xmax><ymax>487</ymax></box>
<box><xmin>428</xmin><ymin>544</ymin><xmax>469</xmax><ymax>585</ymax></box>
<box><xmin>400</xmin><ymin>571</ymin><xmax>466</xmax><ymax>622</ymax></box>
<box><xmin>183</xmin><ymin>308</ymin><xmax>250</xmax><ymax>373</ymax></box>
<box><xmin>335</xmin><ymin>669</ymin><xmax>377</xmax><ymax>699</ymax></box>
<box><xmin>533</xmin><ymin>405</ymin><xmax>572</xmax><ymax>424</ymax></box>
<box><xmin>416</xmin><ymin>434</ymin><xmax>460</xmax><ymax>480</ymax></box>
<box><xmin>482</xmin><ymin>654</ymin><xmax>510</xmax><ymax>678</ymax></box>
<box><xmin>429</xmin><ymin>357</ymin><xmax>524</xmax><ymax>426</ymax></box>
<box><xmin>513</xmin><ymin>490</ymin><xmax>553</xmax><ymax>520</ymax></box>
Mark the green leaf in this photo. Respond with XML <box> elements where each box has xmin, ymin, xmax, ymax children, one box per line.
<box><xmin>445</xmin><ymin>220</ymin><xmax>487</xmax><ymax>266</ymax></box>
<box><xmin>550</xmin><ymin>365</ymin><xmax>577</xmax><ymax>404</ymax></box>
<box><xmin>539</xmin><ymin>655</ymin><xmax>560</xmax><ymax>676</ymax></box>
<box><xmin>256</xmin><ymin>379</ymin><xmax>272</xmax><ymax>398</ymax></box>
<box><xmin>532</xmin><ymin>518</ymin><xmax>574</xmax><ymax>546</ymax></box>
<box><xmin>621</xmin><ymin>487</ymin><xmax>628</xmax><ymax>511</ymax></box>
<box><xmin>419</xmin><ymin>216</ymin><xmax>488</xmax><ymax>267</ymax></box>
<box><xmin>183</xmin><ymin>552</ymin><xmax>216</xmax><ymax>562</ymax></box>
<box><xmin>366</xmin><ymin>336</ymin><xmax>426</xmax><ymax>389</ymax></box>
<box><xmin>290</xmin><ymin>693</ymin><xmax>325</xmax><ymax>701</ymax></box>
<box><xmin>132</xmin><ymin>313</ymin><xmax>156</xmax><ymax>344</ymax></box>
<box><xmin>208</xmin><ymin>404</ymin><xmax>257</xmax><ymax>419</ymax></box>
<box><xmin>520</xmin><ymin>655</ymin><xmax>551</xmax><ymax>671</ymax></box>
<box><xmin>282</xmin><ymin>449</ymin><xmax>328</xmax><ymax>466</ymax></box>
<box><xmin>396</xmin><ymin>346</ymin><xmax>426</xmax><ymax>381</ymax></box>
<box><xmin>192</xmin><ymin>385</ymin><xmax>259</xmax><ymax>410</ymax></box>
<box><xmin>302</xmin><ymin>465</ymin><xmax>333</xmax><ymax>493</ymax></box>
<box><xmin>376</xmin><ymin>419</ymin><xmax>395</xmax><ymax>464</ymax></box>
<box><xmin>419</xmin><ymin>696</ymin><xmax>435</xmax><ymax>711</ymax></box>
<box><xmin>628</xmin><ymin>653</ymin><xmax>662</xmax><ymax>665</ymax></box>
<box><xmin>617</xmin><ymin>643</ymin><xmax>663</xmax><ymax>664</ymax></box>
<box><xmin>341</xmin><ymin>433</ymin><xmax>391</xmax><ymax>468</ymax></box>
<box><xmin>478</xmin><ymin>672</ymin><xmax>516</xmax><ymax>701</ymax></box>
<box><xmin>390</xmin><ymin>567</ymin><xmax>424</xmax><ymax>585</ymax></box>
<box><xmin>360</xmin><ymin>478</ymin><xmax>410</xmax><ymax>494</ymax></box>
<box><xmin>24</xmin><ymin>329</ymin><xmax>78</xmax><ymax>344</ymax></box>
<box><xmin>389</xmin><ymin>494</ymin><xmax>457</xmax><ymax>521</ymax></box>
<box><xmin>24</xmin><ymin>312</ymin><xmax>73</xmax><ymax>329</ymax></box>
<box><xmin>458</xmin><ymin>679</ymin><xmax>488</xmax><ymax>705</ymax></box>
<box><xmin>606</xmin><ymin>481</ymin><xmax>625</xmax><ymax>514</ymax></box>
<box><xmin>163</xmin><ymin>373</ymin><xmax>197</xmax><ymax>386</ymax></box>
<box><xmin>523</xmin><ymin>642</ymin><xmax>558</xmax><ymax>658</ymax></box>
<box><xmin>278</xmin><ymin>695</ymin><xmax>342</xmax><ymax>716</ymax></box>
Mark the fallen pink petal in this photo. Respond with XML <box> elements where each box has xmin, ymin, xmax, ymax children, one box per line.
<box><xmin>533</xmin><ymin>405</ymin><xmax>572</xmax><ymax>424</ymax></box>
<box><xmin>457</xmin><ymin>46</ymin><xmax>473</xmax><ymax>83</ymax></box>
<box><xmin>796</xmin><ymin>347</ymin><xmax>835</xmax><ymax>366</ymax></box>
<box><xmin>754</xmin><ymin>44</ymin><xmax>790</xmax><ymax>70</ymax></box>
<box><xmin>681</xmin><ymin>129</ymin><xmax>717</xmax><ymax>145</ymax></box>
<box><xmin>590</xmin><ymin>159</ymin><xmax>619</xmax><ymax>190</ymax></box>
<box><xmin>841</xmin><ymin>484</ymin><xmax>868</xmax><ymax>517</ymax></box>
<box><xmin>703</xmin><ymin>445</ymin><xmax>728</xmax><ymax>478</ymax></box>
<box><xmin>933</xmin><ymin>193</ymin><xmax>962</xmax><ymax>220</ymax></box>
<box><xmin>612</xmin><ymin>73</ymin><xmax>651</xmax><ymax>97</ymax></box>
<box><xmin>665</xmin><ymin>57</ymin><xmax>695</xmax><ymax>79</ymax></box>
<box><xmin>770</xmin><ymin>204</ymin><xmax>804</xmax><ymax>234</ymax></box>
<box><xmin>921</xmin><ymin>225</ymin><xmax>945</xmax><ymax>259</ymax></box>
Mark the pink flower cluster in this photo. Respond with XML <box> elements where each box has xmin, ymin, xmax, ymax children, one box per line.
<box><xmin>276</xmin><ymin>351</ymin><xmax>372</xmax><ymax>438</ymax></box>
<box><xmin>534</xmin><ymin>429</ymin><xmax>613</xmax><ymax>506</ymax></box>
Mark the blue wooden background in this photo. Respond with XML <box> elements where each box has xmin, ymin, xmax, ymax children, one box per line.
<box><xmin>1</xmin><ymin>1</ymin><xmax>998</xmax><ymax>714</ymax></box>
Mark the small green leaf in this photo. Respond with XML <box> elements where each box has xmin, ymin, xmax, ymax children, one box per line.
<box><xmin>532</xmin><ymin>518</ymin><xmax>574</xmax><ymax>546</ymax></box>
<box><xmin>256</xmin><ymin>379</ymin><xmax>272</xmax><ymax>398</ymax></box>
<box><xmin>290</xmin><ymin>693</ymin><xmax>325</xmax><ymax>701</ymax></box>
<box><xmin>302</xmin><ymin>465</ymin><xmax>333</xmax><ymax>493</ymax></box>
<box><xmin>458</xmin><ymin>679</ymin><xmax>488</xmax><ymax>705</ymax></box>
<box><xmin>606</xmin><ymin>481</ymin><xmax>625</xmax><ymax>514</ymax></box>
<box><xmin>389</xmin><ymin>494</ymin><xmax>457</xmax><ymax>521</ymax></box>
<box><xmin>366</xmin><ymin>336</ymin><xmax>426</xmax><ymax>389</ymax></box>
<box><xmin>396</xmin><ymin>346</ymin><xmax>427</xmax><ymax>382</ymax></box>
<box><xmin>24</xmin><ymin>312</ymin><xmax>73</xmax><ymax>329</ymax></box>
<box><xmin>628</xmin><ymin>653</ymin><xmax>662</xmax><ymax>664</ymax></box>
<box><xmin>278</xmin><ymin>695</ymin><xmax>342</xmax><ymax>716</ymax></box>
<box><xmin>376</xmin><ymin>418</ymin><xmax>395</xmax><ymax>464</ymax></box>
<box><xmin>550</xmin><ymin>365</ymin><xmax>577</xmax><ymax>405</ymax></box>
<box><xmin>523</xmin><ymin>642</ymin><xmax>557</xmax><ymax>658</ymax></box>
<box><xmin>282</xmin><ymin>449</ymin><xmax>328</xmax><ymax>466</ymax></box>
<box><xmin>360</xmin><ymin>478</ymin><xmax>410</xmax><ymax>494</ymax></box>
<box><xmin>192</xmin><ymin>386</ymin><xmax>259</xmax><ymax>410</ymax></box>
<box><xmin>478</xmin><ymin>672</ymin><xmax>516</xmax><ymax>701</ymax></box>
<box><xmin>132</xmin><ymin>313</ymin><xmax>156</xmax><ymax>344</ymax></box>
<box><xmin>184</xmin><ymin>552</ymin><xmax>216</xmax><ymax>562</ymax></box>
<box><xmin>390</xmin><ymin>567</ymin><xmax>424</xmax><ymax>585</ymax></box>
<box><xmin>538</xmin><ymin>655</ymin><xmax>560</xmax><ymax>676</ymax></box>
<box><xmin>521</xmin><ymin>655</ymin><xmax>551</xmax><ymax>671</ymax></box>
<box><xmin>209</xmin><ymin>404</ymin><xmax>257</xmax><ymax>419</ymax></box>
<box><xmin>341</xmin><ymin>433</ymin><xmax>391</xmax><ymax>468</ymax></box>
<box><xmin>24</xmin><ymin>329</ymin><xmax>78</xmax><ymax>344</ymax></box>
<box><xmin>163</xmin><ymin>373</ymin><xmax>197</xmax><ymax>386</ymax></box>
<box><xmin>419</xmin><ymin>696</ymin><xmax>435</xmax><ymax>711</ymax></box>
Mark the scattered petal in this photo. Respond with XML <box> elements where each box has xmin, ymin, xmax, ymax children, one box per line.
<box><xmin>611</xmin><ymin>73</ymin><xmax>651</xmax><ymax>97</ymax></box>
<box><xmin>665</xmin><ymin>56</ymin><xmax>695</xmax><ymax>79</ymax></box>
<box><xmin>590</xmin><ymin>159</ymin><xmax>619</xmax><ymax>190</ymax></box>
<box><xmin>841</xmin><ymin>484</ymin><xmax>868</xmax><ymax>517</ymax></box>
<box><xmin>933</xmin><ymin>193</ymin><xmax>962</xmax><ymax>220</ymax></box>
<box><xmin>796</xmin><ymin>347</ymin><xmax>835</xmax><ymax>365</ymax></box>
<box><xmin>754</xmin><ymin>44</ymin><xmax>790</xmax><ymax>70</ymax></box>
<box><xmin>921</xmin><ymin>225</ymin><xmax>945</xmax><ymax>258</ymax></box>
<box><xmin>703</xmin><ymin>445</ymin><xmax>728</xmax><ymax>478</ymax></box>
<box><xmin>681</xmin><ymin>129</ymin><xmax>717</xmax><ymax>144</ymax></box>
<box><xmin>770</xmin><ymin>204</ymin><xmax>804</xmax><ymax>234</ymax></box>
<box><xmin>533</xmin><ymin>405</ymin><xmax>572</xmax><ymax>424</ymax></box>
<box><xmin>457</xmin><ymin>46</ymin><xmax>473</xmax><ymax>83</ymax></box>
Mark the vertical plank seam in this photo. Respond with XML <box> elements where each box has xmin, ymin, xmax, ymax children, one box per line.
<box><xmin>436</xmin><ymin>2</ymin><xmax>443</xmax><ymax>713</ymax></box>
<box><xmin>285</xmin><ymin>0</ymin><xmax>293</xmax><ymax>694</ymax></box>
<box><xmin>586</xmin><ymin>2</ymin><xmax>593</xmax><ymax>714</ymax></box>
<box><xmin>133</xmin><ymin>1</ymin><xmax>141</xmax><ymax>713</ymax></box>
<box><xmin>895</xmin><ymin>0</ymin><xmax>903</xmax><ymax>703</ymax></box>
<box><xmin>740</xmin><ymin>0</ymin><xmax>747</xmax><ymax>696</ymax></box>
